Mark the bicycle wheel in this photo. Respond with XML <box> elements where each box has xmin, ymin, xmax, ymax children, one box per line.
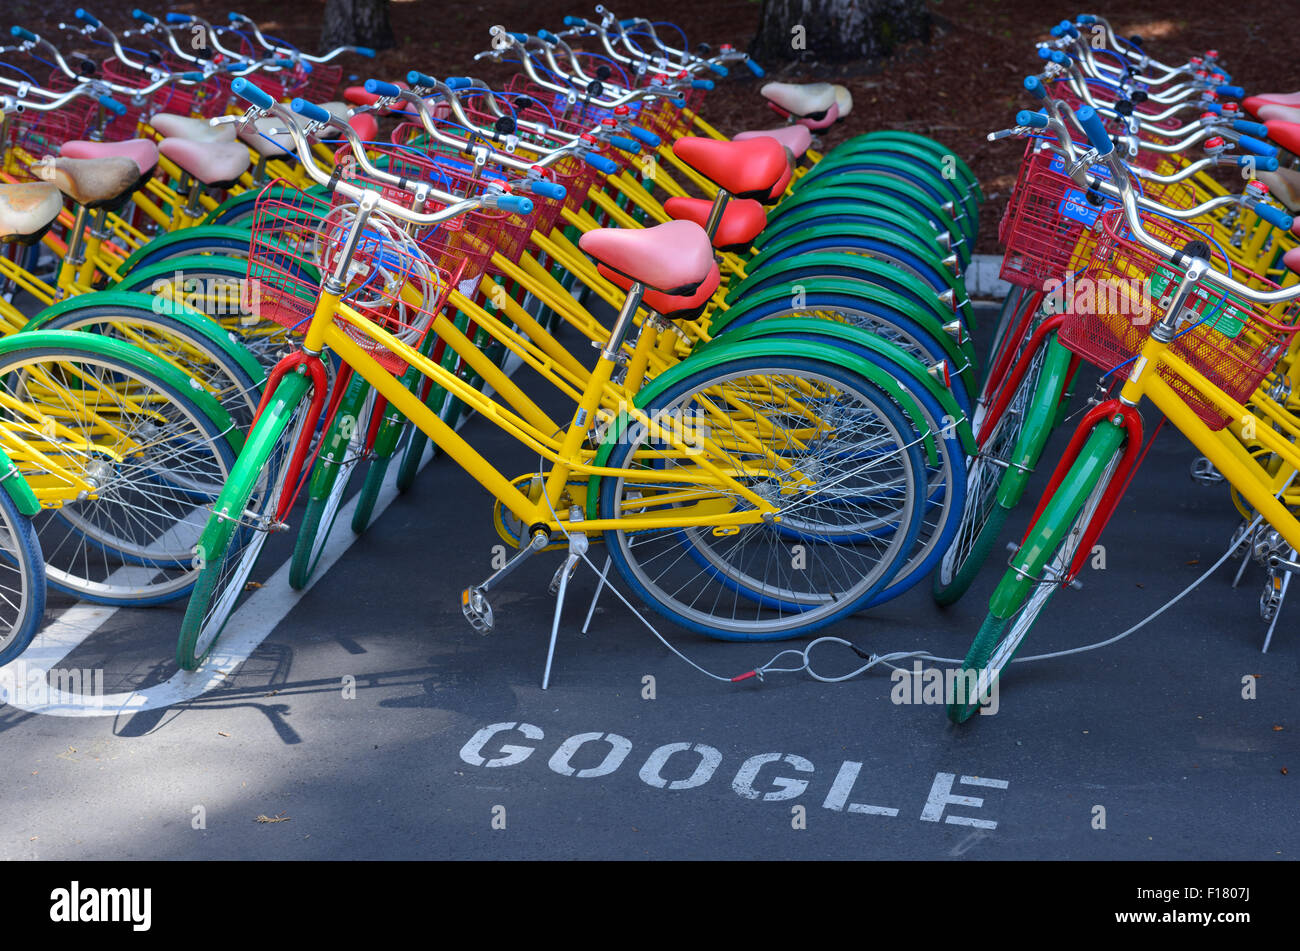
<box><xmin>707</xmin><ymin>318</ymin><xmax>970</xmax><ymax>607</ymax></box>
<box><xmin>0</xmin><ymin>483</ymin><xmax>46</xmax><ymax>667</ymax></box>
<box><xmin>0</xmin><ymin>333</ymin><xmax>241</xmax><ymax>605</ymax></box>
<box><xmin>594</xmin><ymin>347</ymin><xmax>926</xmax><ymax>640</ymax></box>
<box><xmin>177</xmin><ymin>371</ymin><xmax>313</xmax><ymax>669</ymax></box>
<box><xmin>948</xmin><ymin>421</ymin><xmax>1125</xmax><ymax>722</ymax></box>
<box><xmin>114</xmin><ymin>226</ymin><xmax>254</xmax><ymax>277</ymax></box>
<box><xmin>933</xmin><ymin>340</ymin><xmax>1058</xmax><ymax>606</ymax></box>
<box><xmin>288</xmin><ymin>375</ymin><xmax>373</xmax><ymax>590</ymax></box>
<box><xmin>25</xmin><ymin>294</ymin><xmax>264</xmax><ymax>431</ymax></box>
<box><xmin>112</xmin><ymin>255</ymin><xmax>297</xmax><ymax>370</ymax></box>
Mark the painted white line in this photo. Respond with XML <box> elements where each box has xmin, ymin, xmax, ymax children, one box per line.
<box><xmin>6</xmin><ymin>443</ymin><xmax>427</xmax><ymax>717</ymax></box>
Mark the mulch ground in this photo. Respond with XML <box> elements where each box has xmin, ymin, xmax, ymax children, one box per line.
<box><xmin>12</xmin><ymin>0</ymin><xmax>1297</xmax><ymax>251</ymax></box>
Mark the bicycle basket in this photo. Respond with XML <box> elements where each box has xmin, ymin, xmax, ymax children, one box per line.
<box><xmin>1058</xmin><ymin>208</ymin><xmax>1300</xmax><ymax>430</ymax></box>
<box><xmin>245</xmin><ymin>185</ymin><xmax>461</xmax><ymax>374</ymax></box>
<box><xmin>332</xmin><ymin>139</ymin><xmax>534</xmax><ymax>282</ymax></box>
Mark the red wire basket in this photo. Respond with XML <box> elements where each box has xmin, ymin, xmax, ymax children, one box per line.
<box><xmin>244</xmin><ymin>186</ymin><xmax>461</xmax><ymax>374</ymax></box>
<box><xmin>1058</xmin><ymin>208</ymin><xmax>1300</xmax><ymax>429</ymax></box>
<box><xmin>998</xmin><ymin>140</ymin><xmax>1201</xmax><ymax>289</ymax></box>
<box><xmin>98</xmin><ymin>56</ymin><xmax>226</xmax><ymax>137</ymax></box>
<box><xmin>246</xmin><ymin>60</ymin><xmax>342</xmax><ymax>105</ymax></box>
<box><xmin>332</xmin><ymin>138</ymin><xmax>534</xmax><ymax>283</ymax></box>
<box><xmin>4</xmin><ymin>90</ymin><xmax>97</xmax><ymax>176</ymax></box>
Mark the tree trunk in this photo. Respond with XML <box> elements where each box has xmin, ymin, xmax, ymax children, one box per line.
<box><xmin>320</xmin><ymin>0</ymin><xmax>395</xmax><ymax>51</ymax></box>
<box><xmin>751</xmin><ymin>0</ymin><xmax>930</xmax><ymax>64</ymax></box>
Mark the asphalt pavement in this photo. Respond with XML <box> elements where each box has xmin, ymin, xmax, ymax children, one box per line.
<box><xmin>1</xmin><ymin>301</ymin><xmax>1296</xmax><ymax>861</ymax></box>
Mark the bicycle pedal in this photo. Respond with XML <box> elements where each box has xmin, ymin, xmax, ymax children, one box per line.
<box><xmin>1259</xmin><ymin>571</ymin><xmax>1284</xmax><ymax>623</ymax></box>
<box><xmin>548</xmin><ymin>559</ymin><xmax>579</xmax><ymax>595</ymax></box>
<box><xmin>461</xmin><ymin>586</ymin><xmax>494</xmax><ymax>634</ymax></box>
<box><xmin>1189</xmin><ymin>456</ymin><xmax>1224</xmax><ymax>484</ymax></box>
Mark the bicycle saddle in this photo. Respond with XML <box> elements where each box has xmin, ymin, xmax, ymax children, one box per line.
<box><xmin>664</xmin><ymin>196</ymin><xmax>766</xmax><ymax>252</ymax></box>
<box><xmin>150</xmin><ymin>113</ymin><xmax>237</xmax><ymax>143</ymax></box>
<box><xmin>1256</xmin><ymin>103</ymin><xmax>1300</xmax><ymax>124</ymax></box>
<box><xmin>1262</xmin><ymin>120</ymin><xmax>1300</xmax><ymax>156</ymax></box>
<box><xmin>761</xmin><ymin>81</ymin><xmax>835</xmax><ymax>118</ymax></box>
<box><xmin>579</xmin><ymin>219</ymin><xmax>715</xmax><ymax>295</ymax></box>
<box><xmin>798</xmin><ymin>100</ymin><xmax>839</xmax><ymax>130</ymax></box>
<box><xmin>671</xmin><ymin>136</ymin><xmax>790</xmax><ymax>200</ymax></box>
<box><xmin>238</xmin><ymin>116</ymin><xmax>294</xmax><ymax>158</ymax></box>
<box><xmin>601</xmin><ymin>259</ymin><xmax>721</xmax><ymax>318</ymax></box>
<box><xmin>733</xmin><ymin>124</ymin><xmax>812</xmax><ymax>160</ymax></box>
<box><xmin>60</xmin><ymin>139</ymin><xmax>159</xmax><ymax>175</ymax></box>
<box><xmin>320</xmin><ymin>102</ymin><xmax>379</xmax><ymax>143</ymax></box>
<box><xmin>1244</xmin><ymin>91</ymin><xmax>1300</xmax><ymax>118</ymax></box>
<box><xmin>1259</xmin><ymin>167</ymin><xmax>1300</xmax><ymax>213</ymax></box>
<box><xmin>0</xmin><ymin>182</ymin><xmax>64</xmax><ymax>244</ymax></box>
<box><xmin>158</xmin><ymin>138</ymin><xmax>252</xmax><ymax>188</ymax></box>
<box><xmin>31</xmin><ymin>155</ymin><xmax>142</xmax><ymax>210</ymax></box>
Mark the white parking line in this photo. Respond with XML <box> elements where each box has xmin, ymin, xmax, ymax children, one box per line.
<box><xmin>5</xmin><ymin>444</ymin><xmax>430</xmax><ymax>717</ymax></box>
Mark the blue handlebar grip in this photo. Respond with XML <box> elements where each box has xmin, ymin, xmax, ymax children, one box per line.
<box><xmin>270</xmin><ymin>57</ymin><xmax>295</xmax><ymax>68</ymax></box>
<box><xmin>610</xmin><ymin>134</ymin><xmax>640</xmax><ymax>152</ymax></box>
<box><xmin>76</xmin><ymin>9</ymin><xmax>101</xmax><ymax>27</ymax></box>
<box><xmin>537</xmin><ymin>29</ymin><xmax>557</xmax><ymax>43</ymax></box>
<box><xmin>671</xmin><ymin>96</ymin><xmax>686</xmax><ymax>107</ymax></box>
<box><xmin>583</xmin><ymin>152</ymin><xmax>618</xmax><ymax>174</ymax></box>
<box><xmin>627</xmin><ymin>125</ymin><xmax>660</xmax><ymax>147</ymax></box>
<box><xmin>1216</xmin><ymin>84</ymin><xmax>1244</xmax><ymax>99</ymax></box>
<box><xmin>1244</xmin><ymin>156</ymin><xmax>1279</xmax><ymax>172</ymax></box>
<box><xmin>1076</xmin><ymin>105</ymin><xmax>1113</xmax><ymax>155</ymax></box>
<box><xmin>179</xmin><ymin>71</ymin><xmax>206</xmax><ymax>81</ymax></box>
<box><xmin>166</xmin><ymin>12</ymin><xmax>191</xmax><ymax>23</ymax></box>
<box><xmin>619</xmin><ymin>19</ymin><xmax>637</xmax><ymax>28</ymax></box>
<box><xmin>1232</xmin><ymin>119</ymin><xmax>1269</xmax><ymax>138</ymax></box>
<box><xmin>290</xmin><ymin>98</ymin><xmax>332</xmax><ymax>123</ymax></box>
<box><xmin>1215</xmin><ymin>69</ymin><xmax>1231</xmax><ymax>82</ymax></box>
<box><xmin>1254</xmin><ymin>203</ymin><xmax>1293</xmax><ymax>231</ymax></box>
<box><xmin>224</xmin><ymin>61</ymin><xmax>249</xmax><ymax>73</ymax></box>
<box><xmin>1050</xmin><ymin>50</ymin><xmax>1071</xmax><ymax>66</ymax></box>
<box><xmin>445</xmin><ymin>77</ymin><xmax>471</xmax><ymax>90</ymax></box>
<box><xmin>363</xmin><ymin>79</ymin><xmax>402</xmax><ymax>97</ymax></box>
<box><xmin>300</xmin><ymin>61</ymin><xmax>314</xmax><ymax>74</ymax></box>
<box><xmin>1024</xmin><ymin>75</ymin><xmax>1047</xmax><ymax>100</ymax></box>
<box><xmin>1236</xmin><ymin>134</ymin><xmax>1277</xmax><ymax>158</ymax></box>
<box><xmin>496</xmin><ymin>195</ymin><xmax>534</xmax><ymax>215</ymax></box>
<box><xmin>10</xmin><ymin>27</ymin><xmax>38</xmax><ymax>42</ymax></box>
<box><xmin>407</xmin><ymin>70</ymin><xmax>437</xmax><ymax>87</ymax></box>
<box><xmin>709</xmin><ymin>62</ymin><xmax>728</xmax><ymax>76</ymax></box>
<box><xmin>528</xmin><ymin>180</ymin><xmax>567</xmax><ymax>200</ymax></box>
<box><xmin>508</xmin><ymin>32</ymin><xmax>527</xmax><ymax>42</ymax></box>
<box><xmin>1078</xmin><ymin>14</ymin><xmax>1097</xmax><ymax>24</ymax></box>
<box><xmin>1050</xmin><ymin>25</ymin><xmax>1064</xmax><ymax>37</ymax></box>
<box><xmin>355</xmin><ymin>47</ymin><xmax>376</xmax><ymax>58</ymax></box>
<box><xmin>230</xmin><ymin>76</ymin><xmax>275</xmax><ymax>109</ymax></box>
<box><xmin>1037</xmin><ymin>47</ymin><xmax>1053</xmax><ymax>59</ymax></box>
<box><xmin>133</xmin><ymin>9</ymin><xmax>158</xmax><ymax>24</ymax></box>
<box><xmin>563</xmin><ymin>15</ymin><xmax>584</xmax><ymax>26</ymax></box>
<box><xmin>691</xmin><ymin>79</ymin><xmax>714</xmax><ymax>90</ymax></box>
<box><xmin>98</xmin><ymin>95</ymin><xmax>126</xmax><ymax>115</ymax></box>
<box><xmin>1202</xmin><ymin>102</ymin><xmax>1223</xmax><ymax>115</ymax></box>
<box><xmin>745</xmin><ymin>57</ymin><xmax>764</xmax><ymax>77</ymax></box>
<box><xmin>228</xmin><ymin>12</ymin><xmax>243</xmax><ymax>22</ymax></box>
<box><xmin>1017</xmin><ymin>109</ymin><xmax>1049</xmax><ymax>129</ymax></box>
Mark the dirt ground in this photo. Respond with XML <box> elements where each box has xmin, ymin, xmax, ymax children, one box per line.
<box><xmin>10</xmin><ymin>0</ymin><xmax>1299</xmax><ymax>251</ymax></box>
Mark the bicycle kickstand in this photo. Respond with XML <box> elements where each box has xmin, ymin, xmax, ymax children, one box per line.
<box><xmin>542</xmin><ymin>507</ymin><xmax>589</xmax><ymax>690</ymax></box>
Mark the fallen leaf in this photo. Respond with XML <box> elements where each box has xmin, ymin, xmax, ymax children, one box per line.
<box><xmin>1282</xmin><ymin>767</ymin><xmax>1289</xmax><ymax>775</ymax></box>
<box><xmin>217</xmin><ymin>731</ymin><xmax>230</xmax><ymax>737</ymax></box>
<box><xmin>1273</xmin><ymin>726</ymin><xmax>1284</xmax><ymax>731</ymax></box>
<box><xmin>1186</xmin><ymin>559</ymin><xmax>1200</xmax><ymax>565</ymax></box>
<box><xmin>255</xmin><ymin>813</ymin><xmax>290</xmax><ymax>823</ymax></box>
<box><xmin>1135</xmin><ymin>583</ymin><xmax>1145</xmax><ymax>589</ymax></box>
<box><xmin>244</xmin><ymin>581</ymin><xmax>263</xmax><ymax>591</ymax></box>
